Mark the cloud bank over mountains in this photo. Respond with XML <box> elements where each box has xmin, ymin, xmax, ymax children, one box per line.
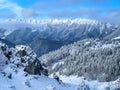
<box><xmin>0</xmin><ymin>0</ymin><xmax>120</xmax><ymax>24</ymax></box>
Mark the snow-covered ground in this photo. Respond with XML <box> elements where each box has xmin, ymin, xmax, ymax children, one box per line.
<box><xmin>0</xmin><ymin>69</ymin><xmax>73</xmax><ymax>90</ymax></box>
<box><xmin>0</xmin><ymin>71</ymin><xmax>119</xmax><ymax>90</ymax></box>
<box><xmin>59</xmin><ymin>76</ymin><xmax>117</xmax><ymax>90</ymax></box>
<box><xmin>0</xmin><ymin>40</ymin><xmax>120</xmax><ymax>90</ymax></box>
<box><xmin>113</xmin><ymin>36</ymin><xmax>120</xmax><ymax>40</ymax></box>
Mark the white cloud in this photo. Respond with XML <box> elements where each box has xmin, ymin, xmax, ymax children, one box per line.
<box><xmin>22</xmin><ymin>8</ymin><xmax>39</xmax><ymax>18</ymax></box>
<box><xmin>102</xmin><ymin>12</ymin><xmax>120</xmax><ymax>24</ymax></box>
<box><xmin>0</xmin><ymin>0</ymin><xmax>23</xmax><ymax>17</ymax></box>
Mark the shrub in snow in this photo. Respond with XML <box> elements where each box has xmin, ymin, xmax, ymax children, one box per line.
<box><xmin>105</xmin><ymin>87</ymin><xmax>110</xmax><ymax>90</ymax></box>
<box><xmin>52</xmin><ymin>73</ymin><xmax>62</xmax><ymax>84</ymax></box>
<box><xmin>25</xmin><ymin>80</ymin><xmax>31</xmax><ymax>87</ymax></box>
<box><xmin>8</xmin><ymin>73</ymin><xmax>12</xmax><ymax>79</ymax></box>
<box><xmin>1</xmin><ymin>71</ymin><xmax>6</xmax><ymax>76</ymax></box>
<box><xmin>9</xmin><ymin>86</ymin><xmax>16</xmax><ymax>89</ymax></box>
<box><xmin>77</xmin><ymin>80</ymin><xmax>90</xmax><ymax>90</ymax></box>
<box><xmin>103</xmin><ymin>84</ymin><xmax>110</xmax><ymax>90</ymax></box>
<box><xmin>42</xmin><ymin>68</ymin><xmax>48</xmax><ymax>76</ymax></box>
<box><xmin>115</xmin><ymin>79</ymin><xmax>120</xmax><ymax>90</ymax></box>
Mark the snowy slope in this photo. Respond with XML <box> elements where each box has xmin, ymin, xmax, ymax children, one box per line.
<box><xmin>0</xmin><ymin>70</ymin><xmax>74</xmax><ymax>90</ymax></box>
<box><xmin>0</xmin><ymin>72</ymin><xmax>120</xmax><ymax>90</ymax></box>
<box><xmin>0</xmin><ymin>41</ymin><xmax>73</xmax><ymax>90</ymax></box>
<box><xmin>0</xmin><ymin>41</ymin><xmax>120</xmax><ymax>90</ymax></box>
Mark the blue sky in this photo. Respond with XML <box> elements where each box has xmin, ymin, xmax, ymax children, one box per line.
<box><xmin>0</xmin><ymin>0</ymin><xmax>120</xmax><ymax>23</ymax></box>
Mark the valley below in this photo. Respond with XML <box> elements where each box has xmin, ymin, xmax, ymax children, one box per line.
<box><xmin>0</xmin><ymin>19</ymin><xmax>120</xmax><ymax>90</ymax></box>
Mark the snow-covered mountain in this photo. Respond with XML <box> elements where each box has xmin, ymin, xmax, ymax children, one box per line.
<box><xmin>0</xmin><ymin>41</ymin><xmax>72</xmax><ymax>90</ymax></box>
<box><xmin>1</xmin><ymin>18</ymin><xmax>120</xmax><ymax>89</ymax></box>
<box><xmin>0</xmin><ymin>18</ymin><xmax>119</xmax><ymax>56</ymax></box>
<box><xmin>0</xmin><ymin>41</ymin><xmax>120</xmax><ymax>90</ymax></box>
<box><xmin>1</xmin><ymin>18</ymin><xmax>118</xmax><ymax>40</ymax></box>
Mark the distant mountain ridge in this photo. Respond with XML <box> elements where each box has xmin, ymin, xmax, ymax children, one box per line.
<box><xmin>0</xmin><ymin>18</ymin><xmax>120</xmax><ymax>56</ymax></box>
<box><xmin>0</xmin><ymin>38</ymin><xmax>15</xmax><ymax>47</ymax></box>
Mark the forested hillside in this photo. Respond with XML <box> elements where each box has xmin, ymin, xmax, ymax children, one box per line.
<box><xmin>40</xmin><ymin>39</ymin><xmax>120</xmax><ymax>82</ymax></box>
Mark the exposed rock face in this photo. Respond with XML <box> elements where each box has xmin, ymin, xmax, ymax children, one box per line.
<box><xmin>24</xmin><ymin>59</ymin><xmax>43</xmax><ymax>75</ymax></box>
<box><xmin>0</xmin><ymin>44</ymin><xmax>8</xmax><ymax>70</ymax></box>
<box><xmin>15</xmin><ymin>45</ymin><xmax>45</xmax><ymax>75</ymax></box>
<box><xmin>0</xmin><ymin>42</ymin><xmax>47</xmax><ymax>75</ymax></box>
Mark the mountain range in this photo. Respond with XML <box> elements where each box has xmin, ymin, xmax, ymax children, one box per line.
<box><xmin>0</xmin><ymin>18</ymin><xmax>120</xmax><ymax>56</ymax></box>
<box><xmin>0</xmin><ymin>18</ymin><xmax>120</xmax><ymax>90</ymax></box>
